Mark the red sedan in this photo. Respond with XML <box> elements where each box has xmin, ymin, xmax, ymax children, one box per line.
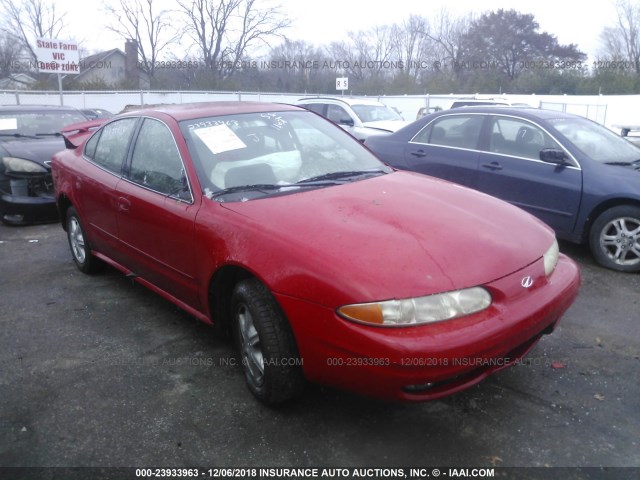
<box><xmin>52</xmin><ymin>102</ymin><xmax>580</xmax><ymax>404</ymax></box>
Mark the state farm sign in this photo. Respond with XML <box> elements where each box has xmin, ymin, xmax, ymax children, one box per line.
<box><xmin>35</xmin><ymin>37</ymin><xmax>80</xmax><ymax>74</ymax></box>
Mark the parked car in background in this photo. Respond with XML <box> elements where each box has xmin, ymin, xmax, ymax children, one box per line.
<box><xmin>416</xmin><ymin>99</ymin><xmax>532</xmax><ymax>119</ymax></box>
<box><xmin>0</xmin><ymin>105</ymin><xmax>87</xmax><ymax>224</ymax></box>
<box><xmin>80</xmin><ymin>108</ymin><xmax>114</xmax><ymax>120</ymax></box>
<box><xmin>365</xmin><ymin>107</ymin><xmax>640</xmax><ymax>272</ymax></box>
<box><xmin>52</xmin><ymin>101</ymin><xmax>579</xmax><ymax>404</ymax></box>
<box><xmin>296</xmin><ymin>97</ymin><xmax>409</xmax><ymax>141</ymax></box>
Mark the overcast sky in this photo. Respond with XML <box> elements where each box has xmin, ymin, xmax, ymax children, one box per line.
<box><xmin>66</xmin><ymin>0</ymin><xmax>618</xmax><ymax>59</ymax></box>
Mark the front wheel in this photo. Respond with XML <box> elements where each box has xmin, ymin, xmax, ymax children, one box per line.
<box><xmin>66</xmin><ymin>206</ymin><xmax>103</xmax><ymax>274</ymax></box>
<box><xmin>231</xmin><ymin>279</ymin><xmax>304</xmax><ymax>404</ymax></box>
<box><xmin>589</xmin><ymin>205</ymin><xmax>640</xmax><ymax>272</ymax></box>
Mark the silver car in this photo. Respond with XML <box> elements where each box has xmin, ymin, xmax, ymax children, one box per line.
<box><xmin>297</xmin><ymin>97</ymin><xmax>408</xmax><ymax>141</ymax></box>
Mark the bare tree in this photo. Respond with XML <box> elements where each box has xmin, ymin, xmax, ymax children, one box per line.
<box><xmin>327</xmin><ymin>25</ymin><xmax>397</xmax><ymax>85</ymax></box>
<box><xmin>600</xmin><ymin>0</ymin><xmax>640</xmax><ymax>73</ymax></box>
<box><xmin>425</xmin><ymin>9</ymin><xmax>474</xmax><ymax>79</ymax></box>
<box><xmin>0</xmin><ymin>33</ymin><xmax>23</xmax><ymax>76</ymax></box>
<box><xmin>265</xmin><ymin>38</ymin><xmax>331</xmax><ymax>91</ymax></box>
<box><xmin>391</xmin><ymin>15</ymin><xmax>431</xmax><ymax>81</ymax></box>
<box><xmin>232</xmin><ymin>0</ymin><xmax>290</xmax><ymax>64</ymax></box>
<box><xmin>0</xmin><ymin>0</ymin><xmax>67</xmax><ymax>62</ymax></box>
<box><xmin>105</xmin><ymin>0</ymin><xmax>179</xmax><ymax>82</ymax></box>
<box><xmin>178</xmin><ymin>0</ymin><xmax>239</xmax><ymax>71</ymax></box>
<box><xmin>178</xmin><ymin>0</ymin><xmax>289</xmax><ymax>78</ymax></box>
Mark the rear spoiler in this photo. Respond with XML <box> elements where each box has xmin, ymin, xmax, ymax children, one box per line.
<box><xmin>60</xmin><ymin>119</ymin><xmax>106</xmax><ymax>149</ymax></box>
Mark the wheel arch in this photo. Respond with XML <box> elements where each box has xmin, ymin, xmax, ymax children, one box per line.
<box><xmin>583</xmin><ymin>197</ymin><xmax>640</xmax><ymax>242</ymax></box>
<box><xmin>56</xmin><ymin>194</ymin><xmax>73</xmax><ymax>231</ymax></box>
<box><xmin>207</xmin><ymin>264</ymin><xmax>257</xmax><ymax>335</ymax></box>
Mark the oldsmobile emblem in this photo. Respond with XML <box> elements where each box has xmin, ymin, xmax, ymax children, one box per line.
<box><xmin>521</xmin><ymin>276</ymin><xmax>534</xmax><ymax>288</ymax></box>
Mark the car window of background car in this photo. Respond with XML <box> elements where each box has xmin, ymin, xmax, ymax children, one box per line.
<box><xmin>302</xmin><ymin>103</ymin><xmax>325</xmax><ymax>115</ymax></box>
<box><xmin>412</xmin><ymin>115</ymin><xmax>484</xmax><ymax>150</ymax></box>
<box><xmin>91</xmin><ymin>118</ymin><xmax>138</xmax><ymax>173</ymax></box>
<box><xmin>351</xmin><ymin>105</ymin><xmax>403</xmax><ymax>122</ymax></box>
<box><xmin>326</xmin><ymin>104</ymin><xmax>352</xmax><ymax>124</ymax></box>
<box><xmin>549</xmin><ymin>117</ymin><xmax>640</xmax><ymax>163</ymax></box>
<box><xmin>129</xmin><ymin>118</ymin><xmax>190</xmax><ymax>199</ymax></box>
<box><xmin>180</xmin><ymin>111</ymin><xmax>388</xmax><ymax>193</ymax></box>
<box><xmin>489</xmin><ymin>117</ymin><xmax>562</xmax><ymax>160</ymax></box>
<box><xmin>1</xmin><ymin>111</ymin><xmax>86</xmax><ymax>136</ymax></box>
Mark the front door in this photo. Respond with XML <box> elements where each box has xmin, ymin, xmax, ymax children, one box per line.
<box><xmin>476</xmin><ymin>115</ymin><xmax>583</xmax><ymax>235</ymax></box>
<box><xmin>115</xmin><ymin>118</ymin><xmax>201</xmax><ymax>310</ymax></box>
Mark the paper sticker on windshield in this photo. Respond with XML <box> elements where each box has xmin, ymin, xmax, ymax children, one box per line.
<box><xmin>193</xmin><ymin>123</ymin><xmax>246</xmax><ymax>154</ymax></box>
<box><xmin>0</xmin><ymin>118</ymin><xmax>18</xmax><ymax>130</ymax></box>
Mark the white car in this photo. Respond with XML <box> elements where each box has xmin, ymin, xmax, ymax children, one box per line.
<box><xmin>296</xmin><ymin>97</ymin><xmax>409</xmax><ymax>141</ymax></box>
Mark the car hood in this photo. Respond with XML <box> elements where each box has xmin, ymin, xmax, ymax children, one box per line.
<box><xmin>0</xmin><ymin>137</ymin><xmax>66</xmax><ymax>168</ymax></box>
<box><xmin>360</xmin><ymin>120</ymin><xmax>410</xmax><ymax>132</ymax></box>
<box><xmin>219</xmin><ymin>171</ymin><xmax>555</xmax><ymax>305</ymax></box>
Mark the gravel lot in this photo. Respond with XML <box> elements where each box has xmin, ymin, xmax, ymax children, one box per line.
<box><xmin>1</xmin><ymin>222</ymin><xmax>638</xmax><ymax>479</ymax></box>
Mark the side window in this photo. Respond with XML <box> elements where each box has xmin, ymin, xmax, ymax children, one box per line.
<box><xmin>326</xmin><ymin>104</ymin><xmax>353</xmax><ymax>125</ymax></box>
<box><xmin>92</xmin><ymin>118</ymin><xmax>138</xmax><ymax>173</ymax></box>
<box><xmin>489</xmin><ymin>117</ymin><xmax>561</xmax><ymax>160</ymax></box>
<box><xmin>84</xmin><ymin>130</ymin><xmax>101</xmax><ymax>159</ymax></box>
<box><xmin>129</xmin><ymin>118</ymin><xmax>190</xmax><ymax>199</ymax></box>
<box><xmin>304</xmin><ymin>103</ymin><xmax>325</xmax><ymax>115</ymax></box>
<box><xmin>412</xmin><ymin>115</ymin><xmax>484</xmax><ymax>150</ymax></box>
<box><xmin>412</xmin><ymin>115</ymin><xmax>485</xmax><ymax>149</ymax></box>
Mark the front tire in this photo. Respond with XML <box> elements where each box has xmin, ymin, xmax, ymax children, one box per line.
<box><xmin>66</xmin><ymin>206</ymin><xmax>103</xmax><ymax>274</ymax></box>
<box><xmin>231</xmin><ymin>278</ymin><xmax>304</xmax><ymax>404</ymax></box>
<box><xmin>589</xmin><ymin>205</ymin><xmax>640</xmax><ymax>272</ymax></box>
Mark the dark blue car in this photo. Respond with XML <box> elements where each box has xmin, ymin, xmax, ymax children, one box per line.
<box><xmin>365</xmin><ymin>107</ymin><xmax>640</xmax><ymax>272</ymax></box>
<box><xmin>1</xmin><ymin>105</ymin><xmax>87</xmax><ymax>225</ymax></box>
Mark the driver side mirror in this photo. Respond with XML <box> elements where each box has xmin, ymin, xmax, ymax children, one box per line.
<box><xmin>540</xmin><ymin>148</ymin><xmax>569</xmax><ymax>165</ymax></box>
<box><xmin>338</xmin><ymin>118</ymin><xmax>355</xmax><ymax>127</ymax></box>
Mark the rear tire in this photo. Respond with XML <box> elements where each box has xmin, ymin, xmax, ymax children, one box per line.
<box><xmin>589</xmin><ymin>205</ymin><xmax>640</xmax><ymax>272</ymax></box>
<box><xmin>231</xmin><ymin>278</ymin><xmax>304</xmax><ymax>404</ymax></box>
<box><xmin>66</xmin><ymin>206</ymin><xmax>103</xmax><ymax>274</ymax></box>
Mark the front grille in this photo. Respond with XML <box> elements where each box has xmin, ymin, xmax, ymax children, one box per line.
<box><xmin>28</xmin><ymin>174</ymin><xmax>55</xmax><ymax>196</ymax></box>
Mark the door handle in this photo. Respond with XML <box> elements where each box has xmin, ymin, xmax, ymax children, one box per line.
<box><xmin>117</xmin><ymin>196</ymin><xmax>131</xmax><ymax>213</ymax></box>
<box><xmin>481</xmin><ymin>162</ymin><xmax>503</xmax><ymax>170</ymax></box>
<box><xmin>410</xmin><ymin>150</ymin><xmax>427</xmax><ymax>158</ymax></box>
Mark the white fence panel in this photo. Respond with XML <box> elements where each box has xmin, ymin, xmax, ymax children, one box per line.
<box><xmin>3</xmin><ymin>90</ymin><xmax>640</xmax><ymax>131</ymax></box>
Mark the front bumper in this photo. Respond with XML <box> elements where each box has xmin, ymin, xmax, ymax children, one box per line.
<box><xmin>277</xmin><ymin>254</ymin><xmax>580</xmax><ymax>402</ymax></box>
<box><xmin>1</xmin><ymin>176</ymin><xmax>58</xmax><ymax>225</ymax></box>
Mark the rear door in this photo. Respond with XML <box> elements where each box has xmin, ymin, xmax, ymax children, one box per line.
<box><xmin>476</xmin><ymin>115</ymin><xmax>583</xmax><ymax>234</ymax></box>
<box><xmin>404</xmin><ymin>113</ymin><xmax>486</xmax><ymax>188</ymax></box>
<box><xmin>75</xmin><ymin>117</ymin><xmax>138</xmax><ymax>259</ymax></box>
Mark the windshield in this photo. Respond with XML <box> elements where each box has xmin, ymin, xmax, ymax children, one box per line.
<box><xmin>351</xmin><ymin>104</ymin><xmax>403</xmax><ymax>123</ymax></box>
<box><xmin>180</xmin><ymin>110</ymin><xmax>390</xmax><ymax>199</ymax></box>
<box><xmin>549</xmin><ymin>117</ymin><xmax>640</xmax><ymax>163</ymax></box>
<box><xmin>0</xmin><ymin>110</ymin><xmax>87</xmax><ymax>136</ymax></box>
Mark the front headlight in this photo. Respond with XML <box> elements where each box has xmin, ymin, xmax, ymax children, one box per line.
<box><xmin>338</xmin><ymin>287</ymin><xmax>492</xmax><ymax>327</ymax></box>
<box><xmin>2</xmin><ymin>157</ymin><xmax>47</xmax><ymax>173</ymax></box>
<box><xmin>543</xmin><ymin>239</ymin><xmax>560</xmax><ymax>276</ymax></box>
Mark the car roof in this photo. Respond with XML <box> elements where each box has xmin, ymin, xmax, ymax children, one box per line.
<box><xmin>432</xmin><ymin>106</ymin><xmax>580</xmax><ymax>121</ymax></box>
<box><xmin>297</xmin><ymin>97</ymin><xmax>385</xmax><ymax>107</ymax></box>
<box><xmin>0</xmin><ymin>104</ymin><xmax>83</xmax><ymax>113</ymax></box>
<box><xmin>119</xmin><ymin>101</ymin><xmax>303</xmax><ymax>121</ymax></box>
<box><xmin>451</xmin><ymin>99</ymin><xmax>509</xmax><ymax>104</ymax></box>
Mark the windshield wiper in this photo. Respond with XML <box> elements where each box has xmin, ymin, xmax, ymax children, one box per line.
<box><xmin>208</xmin><ymin>183</ymin><xmax>285</xmax><ymax>199</ymax></box>
<box><xmin>35</xmin><ymin>132</ymin><xmax>62</xmax><ymax>137</ymax></box>
<box><xmin>296</xmin><ymin>169</ymin><xmax>387</xmax><ymax>184</ymax></box>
